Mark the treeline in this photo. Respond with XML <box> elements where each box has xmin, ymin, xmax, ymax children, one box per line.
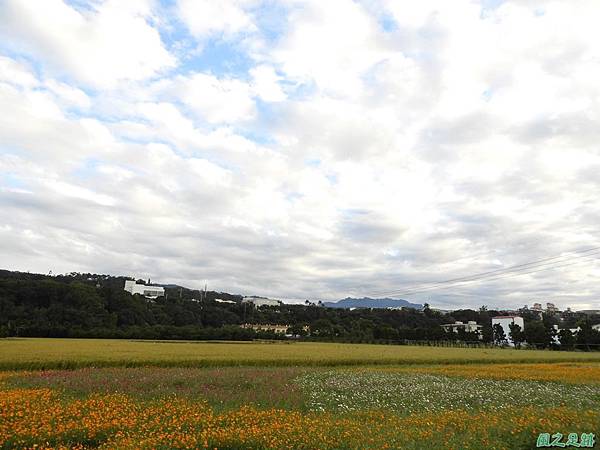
<box><xmin>1</xmin><ymin>270</ymin><xmax>600</xmax><ymax>349</ymax></box>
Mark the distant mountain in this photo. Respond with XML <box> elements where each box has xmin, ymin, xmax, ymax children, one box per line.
<box><xmin>323</xmin><ymin>297</ymin><xmax>422</xmax><ymax>310</ymax></box>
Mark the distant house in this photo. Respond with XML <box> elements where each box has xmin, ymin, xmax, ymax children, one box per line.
<box><xmin>215</xmin><ymin>298</ymin><xmax>236</xmax><ymax>304</ymax></box>
<box><xmin>492</xmin><ymin>316</ymin><xmax>525</xmax><ymax>346</ymax></box>
<box><xmin>441</xmin><ymin>321</ymin><xmax>482</xmax><ymax>339</ymax></box>
<box><xmin>524</xmin><ymin>302</ymin><xmax>560</xmax><ymax>314</ymax></box>
<box><xmin>241</xmin><ymin>323</ymin><xmax>291</xmax><ymax>334</ymax></box>
<box><xmin>441</xmin><ymin>321</ymin><xmax>482</xmax><ymax>334</ymax></box>
<box><xmin>124</xmin><ymin>280</ymin><xmax>164</xmax><ymax>299</ymax></box>
<box><xmin>242</xmin><ymin>296</ymin><xmax>281</xmax><ymax>307</ymax></box>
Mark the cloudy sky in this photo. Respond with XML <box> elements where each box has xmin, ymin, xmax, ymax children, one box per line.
<box><xmin>1</xmin><ymin>0</ymin><xmax>599</xmax><ymax>309</ymax></box>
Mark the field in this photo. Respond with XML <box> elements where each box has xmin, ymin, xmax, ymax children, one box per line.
<box><xmin>1</xmin><ymin>339</ymin><xmax>600</xmax><ymax>449</ymax></box>
<box><xmin>3</xmin><ymin>338</ymin><xmax>600</xmax><ymax>370</ymax></box>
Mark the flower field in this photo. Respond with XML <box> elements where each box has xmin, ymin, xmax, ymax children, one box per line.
<box><xmin>2</xmin><ymin>376</ymin><xmax>598</xmax><ymax>449</ymax></box>
<box><xmin>295</xmin><ymin>370</ymin><xmax>600</xmax><ymax>414</ymax></box>
<box><xmin>1</xmin><ymin>340</ymin><xmax>600</xmax><ymax>449</ymax></box>
<box><xmin>2</xmin><ymin>362</ymin><xmax>600</xmax><ymax>449</ymax></box>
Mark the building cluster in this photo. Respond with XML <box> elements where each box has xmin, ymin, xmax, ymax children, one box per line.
<box><xmin>123</xmin><ymin>280</ymin><xmax>164</xmax><ymax>299</ymax></box>
<box><xmin>241</xmin><ymin>323</ymin><xmax>290</xmax><ymax>333</ymax></box>
<box><xmin>520</xmin><ymin>302</ymin><xmax>559</xmax><ymax>316</ymax></box>
<box><xmin>440</xmin><ymin>316</ymin><xmax>525</xmax><ymax>345</ymax></box>
<box><xmin>240</xmin><ymin>323</ymin><xmax>309</xmax><ymax>335</ymax></box>
<box><xmin>242</xmin><ymin>296</ymin><xmax>281</xmax><ymax>307</ymax></box>
<box><xmin>441</xmin><ymin>321</ymin><xmax>482</xmax><ymax>335</ymax></box>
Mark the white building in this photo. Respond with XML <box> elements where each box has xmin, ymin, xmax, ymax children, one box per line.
<box><xmin>492</xmin><ymin>316</ymin><xmax>525</xmax><ymax>346</ymax></box>
<box><xmin>441</xmin><ymin>321</ymin><xmax>482</xmax><ymax>335</ymax></box>
<box><xmin>242</xmin><ymin>296</ymin><xmax>281</xmax><ymax>307</ymax></box>
<box><xmin>124</xmin><ymin>280</ymin><xmax>165</xmax><ymax>298</ymax></box>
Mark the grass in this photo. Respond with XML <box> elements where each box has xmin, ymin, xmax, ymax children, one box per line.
<box><xmin>7</xmin><ymin>367</ymin><xmax>310</xmax><ymax>411</ymax></box>
<box><xmin>3</xmin><ymin>338</ymin><xmax>600</xmax><ymax>370</ymax></box>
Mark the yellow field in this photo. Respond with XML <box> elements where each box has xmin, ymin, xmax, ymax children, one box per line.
<box><xmin>2</xmin><ymin>338</ymin><xmax>600</xmax><ymax>369</ymax></box>
<box><xmin>386</xmin><ymin>362</ymin><xmax>600</xmax><ymax>384</ymax></box>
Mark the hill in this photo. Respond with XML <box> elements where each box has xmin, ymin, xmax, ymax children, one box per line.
<box><xmin>324</xmin><ymin>297</ymin><xmax>422</xmax><ymax>309</ymax></box>
<box><xmin>0</xmin><ymin>269</ymin><xmax>450</xmax><ymax>341</ymax></box>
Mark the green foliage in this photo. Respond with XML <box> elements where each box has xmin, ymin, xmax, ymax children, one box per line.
<box><xmin>492</xmin><ymin>323</ymin><xmax>506</xmax><ymax>345</ymax></box>
<box><xmin>509</xmin><ymin>323</ymin><xmax>524</xmax><ymax>349</ymax></box>
<box><xmin>558</xmin><ymin>329</ymin><xmax>576</xmax><ymax>350</ymax></box>
<box><xmin>0</xmin><ymin>270</ymin><xmax>455</xmax><ymax>342</ymax></box>
<box><xmin>523</xmin><ymin>321</ymin><xmax>554</xmax><ymax>349</ymax></box>
<box><xmin>1</xmin><ymin>269</ymin><xmax>600</xmax><ymax>350</ymax></box>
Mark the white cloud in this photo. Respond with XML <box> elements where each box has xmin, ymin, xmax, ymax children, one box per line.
<box><xmin>166</xmin><ymin>73</ymin><xmax>256</xmax><ymax>123</ymax></box>
<box><xmin>45</xmin><ymin>79</ymin><xmax>91</xmax><ymax>109</ymax></box>
<box><xmin>0</xmin><ymin>56</ymin><xmax>38</xmax><ymax>88</ymax></box>
<box><xmin>177</xmin><ymin>0</ymin><xmax>256</xmax><ymax>38</ymax></box>
<box><xmin>0</xmin><ymin>0</ymin><xmax>175</xmax><ymax>88</ymax></box>
<box><xmin>271</xmin><ymin>0</ymin><xmax>390</xmax><ymax>96</ymax></box>
<box><xmin>2</xmin><ymin>0</ymin><xmax>600</xmax><ymax>307</ymax></box>
<box><xmin>250</xmin><ymin>65</ymin><xmax>286</xmax><ymax>102</ymax></box>
<box><xmin>43</xmin><ymin>179</ymin><xmax>116</xmax><ymax>206</ymax></box>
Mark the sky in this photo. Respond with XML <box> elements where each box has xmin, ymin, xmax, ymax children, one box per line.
<box><xmin>1</xmin><ymin>0</ymin><xmax>600</xmax><ymax>310</ymax></box>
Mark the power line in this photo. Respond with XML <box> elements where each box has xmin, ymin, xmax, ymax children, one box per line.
<box><xmin>349</xmin><ymin>223</ymin><xmax>598</xmax><ymax>296</ymax></box>
<box><xmin>365</xmin><ymin>246</ymin><xmax>600</xmax><ymax>297</ymax></box>
<box><xmin>361</xmin><ymin>245</ymin><xmax>600</xmax><ymax>298</ymax></box>
<box><xmin>383</xmin><ymin>256</ymin><xmax>599</xmax><ymax>297</ymax></box>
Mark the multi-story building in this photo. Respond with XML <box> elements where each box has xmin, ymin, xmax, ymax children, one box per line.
<box><xmin>492</xmin><ymin>316</ymin><xmax>525</xmax><ymax>346</ymax></box>
<box><xmin>124</xmin><ymin>280</ymin><xmax>165</xmax><ymax>298</ymax></box>
<box><xmin>241</xmin><ymin>323</ymin><xmax>292</xmax><ymax>334</ymax></box>
<box><xmin>441</xmin><ymin>321</ymin><xmax>482</xmax><ymax>335</ymax></box>
<box><xmin>242</xmin><ymin>296</ymin><xmax>281</xmax><ymax>307</ymax></box>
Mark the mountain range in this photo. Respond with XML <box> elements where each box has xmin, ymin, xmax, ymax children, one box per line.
<box><xmin>323</xmin><ymin>297</ymin><xmax>422</xmax><ymax>310</ymax></box>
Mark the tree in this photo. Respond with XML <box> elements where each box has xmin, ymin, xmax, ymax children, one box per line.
<box><xmin>423</xmin><ymin>303</ymin><xmax>433</xmax><ymax>318</ymax></box>
<box><xmin>481</xmin><ymin>324</ymin><xmax>493</xmax><ymax>343</ymax></box>
<box><xmin>575</xmin><ymin>320</ymin><xmax>600</xmax><ymax>351</ymax></box>
<box><xmin>492</xmin><ymin>323</ymin><xmax>506</xmax><ymax>346</ymax></box>
<box><xmin>310</xmin><ymin>318</ymin><xmax>334</xmax><ymax>337</ymax></box>
<box><xmin>508</xmin><ymin>323</ymin><xmax>524</xmax><ymax>349</ymax></box>
<box><xmin>524</xmin><ymin>321</ymin><xmax>553</xmax><ymax>349</ymax></box>
<box><xmin>558</xmin><ymin>329</ymin><xmax>575</xmax><ymax>351</ymax></box>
